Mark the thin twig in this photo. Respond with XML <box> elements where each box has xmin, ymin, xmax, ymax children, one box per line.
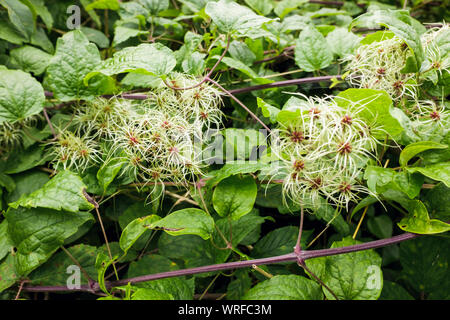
<box><xmin>298</xmin><ymin>261</ymin><xmax>339</xmax><ymax>300</ymax></box>
<box><xmin>196</xmin><ymin>181</ymin><xmax>231</xmax><ymax>250</ymax></box>
<box><xmin>307</xmin><ymin>224</ymin><xmax>330</xmax><ymax>248</ymax></box>
<box><xmin>352</xmin><ymin>206</ymin><xmax>369</xmax><ymax>239</ymax></box>
<box><xmin>15</xmin><ymin>280</ymin><xmax>27</xmax><ymax>300</ymax></box>
<box><xmin>199</xmin><ymin>273</ymin><xmax>220</xmax><ymax>300</ymax></box>
<box><xmin>206</xmin><ymin>77</ymin><xmax>272</xmax><ymax>133</ymax></box>
<box><xmin>42</xmin><ymin>108</ymin><xmax>57</xmax><ymax>139</ymax></box>
<box><xmin>163</xmin><ymin>34</ymin><xmax>231</xmax><ymax>91</ymax></box>
<box><xmin>94</xmin><ymin>205</ymin><xmax>119</xmax><ymax>281</ymax></box>
<box><xmin>252</xmin><ymin>264</ymin><xmax>273</xmax><ymax>279</ymax></box>
<box><xmin>227</xmin><ymin>75</ymin><xmax>343</xmax><ymax>95</ymax></box>
<box><xmin>165</xmin><ymin>190</ymin><xmax>199</xmax><ymax>206</ymax></box>
<box><xmin>294</xmin><ymin>205</ymin><xmax>305</xmax><ymax>254</ymax></box>
<box><xmin>83</xmin><ymin>189</ymin><xmax>119</xmax><ymax>281</ymax></box>
<box><xmin>61</xmin><ymin>246</ymin><xmax>95</xmax><ymax>288</ymax></box>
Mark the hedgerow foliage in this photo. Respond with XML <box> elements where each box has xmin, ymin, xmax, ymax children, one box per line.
<box><xmin>0</xmin><ymin>0</ymin><xmax>449</xmax><ymax>300</ymax></box>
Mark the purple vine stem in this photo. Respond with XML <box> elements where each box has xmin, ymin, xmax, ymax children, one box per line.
<box><xmin>227</xmin><ymin>75</ymin><xmax>343</xmax><ymax>95</ymax></box>
<box><xmin>45</xmin><ymin>91</ymin><xmax>149</xmax><ymax>100</ymax></box>
<box><xmin>22</xmin><ymin>231</ymin><xmax>419</xmax><ymax>293</ymax></box>
<box><xmin>44</xmin><ymin>75</ymin><xmax>343</xmax><ymax>102</ymax></box>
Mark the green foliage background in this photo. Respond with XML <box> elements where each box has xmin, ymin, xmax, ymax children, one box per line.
<box><xmin>0</xmin><ymin>0</ymin><xmax>449</xmax><ymax>300</ymax></box>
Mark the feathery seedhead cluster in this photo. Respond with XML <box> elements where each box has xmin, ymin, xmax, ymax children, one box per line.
<box><xmin>406</xmin><ymin>99</ymin><xmax>450</xmax><ymax>139</ymax></box>
<box><xmin>270</xmin><ymin>95</ymin><xmax>380</xmax><ymax>209</ymax></box>
<box><xmin>0</xmin><ymin>121</ymin><xmax>24</xmax><ymax>151</ymax></box>
<box><xmin>148</xmin><ymin>73</ymin><xmax>223</xmax><ymax>129</ymax></box>
<box><xmin>343</xmin><ymin>36</ymin><xmax>416</xmax><ymax>100</ymax></box>
<box><xmin>0</xmin><ymin>116</ymin><xmax>41</xmax><ymax>152</ymax></box>
<box><xmin>420</xmin><ymin>25</ymin><xmax>450</xmax><ymax>81</ymax></box>
<box><xmin>48</xmin><ymin>130</ymin><xmax>101</xmax><ymax>172</ymax></box>
<box><xmin>72</xmin><ymin>98</ymin><xmax>139</xmax><ymax>138</ymax></box>
<box><xmin>47</xmin><ymin>73</ymin><xmax>223</xmax><ymax>188</ymax></box>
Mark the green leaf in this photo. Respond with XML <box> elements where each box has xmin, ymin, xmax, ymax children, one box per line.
<box><xmin>398</xmin><ymin>200</ymin><xmax>450</xmax><ymax>234</ymax></box>
<box><xmin>28</xmin><ymin>0</ymin><xmax>53</xmax><ymax>30</ymax></box>
<box><xmin>223</xmin><ymin>128</ymin><xmax>267</xmax><ymax>160</ymax></box>
<box><xmin>379</xmin><ymin>281</ymin><xmax>414</xmax><ymax>300</ymax></box>
<box><xmin>326</xmin><ymin>27</ymin><xmax>360</xmax><ymax>58</ymax></box>
<box><xmin>280</xmin><ymin>14</ymin><xmax>310</xmax><ymax>32</ymax></box>
<box><xmin>10</xmin><ymin>45</ymin><xmax>52</xmax><ymax>75</ymax></box>
<box><xmin>0</xmin><ymin>68</ymin><xmax>44</xmax><ymax>124</ymax></box>
<box><xmin>364</xmin><ymin>166</ymin><xmax>423</xmax><ymax>199</ymax></box>
<box><xmin>112</xmin><ymin>26</ymin><xmax>149</xmax><ymax>46</ymax></box>
<box><xmin>30</xmin><ymin>26</ymin><xmax>54</xmax><ymax>53</ymax></box>
<box><xmin>95</xmin><ymin>251</ymin><xmax>117</xmax><ymax>294</ymax></box>
<box><xmin>4</xmin><ymin>145</ymin><xmax>50</xmax><ymax>174</ymax></box>
<box><xmin>0</xmin><ymin>173</ymin><xmax>15</xmax><ymax>193</ymax></box>
<box><xmin>394</xmin><ymin>171</ymin><xmax>425</xmax><ymax>199</ymax></box>
<box><xmin>139</xmin><ymin>0</ymin><xmax>169</xmax><ymax>15</ymax></box>
<box><xmin>424</xmin><ymin>183</ymin><xmax>450</xmax><ymax>220</ymax></box>
<box><xmin>305</xmin><ymin>236</ymin><xmax>383</xmax><ymax>300</ymax></box>
<box><xmin>29</xmin><ymin>244</ymin><xmax>98</xmax><ymax>286</ymax></box>
<box><xmin>9</xmin><ymin>170</ymin><xmax>95</xmax><ymax>212</ymax></box>
<box><xmin>0</xmin><ymin>255</ymin><xmax>18</xmax><ymax>293</ymax></box>
<box><xmin>367</xmin><ymin>214</ymin><xmax>393</xmax><ymax>239</ymax></box>
<box><xmin>85</xmin><ymin>43</ymin><xmax>176</xmax><ymax>82</ymax></box>
<box><xmin>205</xmin><ymin>0</ymin><xmax>273</xmax><ymax>35</ymax></box>
<box><xmin>5</xmin><ymin>170</ymin><xmax>49</xmax><ymax>203</ymax></box>
<box><xmin>244</xmin><ymin>0</ymin><xmax>273</xmax><ymax>15</ymax></box>
<box><xmin>257</xmin><ymin>97</ymin><xmax>280</xmax><ymax>124</ymax></box>
<box><xmin>206</xmin><ymin>161</ymin><xmax>267</xmax><ymax>187</ymax></box>
<box><xmin>294</xmin><ymin>25</ymin><xmax>333</xmax><ymax>72</ymax></box>
<box><xmin>119</xmin><ymin>215</ymin><xmax>161</xmax><ymax>254</ymax></box>
<box><xmin>351</xmin><ymin>10</ymin><xmax>424</xmax><ymax>70</ymax></box>
<box><xmin>227</xmin><ymin>269</ymin><xmax>252</xmax><ymax>299</ymax></box>
<box><xmin>0</xmin><ymin>0</ymin><xmax>35</xmax><ymax>40</ymax></box>
<box><xmin>351</xmin><ymin>196</ymin><xmax>378</xmax><ymax>219</ymax></box>
<box><xmin>46</xmin><ymin>29</ymin><xmax>113</xmax><ymax>101</ymax></box>
<box><xmin>252</xmin><ymin>226</ymin><xmax>313</xmax><ymax>259</ymax></box>
<box><xmin>336</xmin><ymin>89</ymin><xmax>403</xmax><ymax>139</ymax></box>
<box><xmin>97</xmin><ymin>157</ymin><xmax>128</xmax><ymax>191</ymax></box>
<box><xmin>0</xmin><ymin>16</ymin><xmax>27</xmax><ymax>45</ymax></box>
<box><xmin>212</xmin><ymin>175</ymin><xmax>257</xmax><ymax>220</ymax></box>
<box><xmin>243</xmin><ymin>275</ymin><xmax>323</xmax><ymax>300</ymax></box>
<box><xmin>98</xmin><ymin>241</ymin><xmax>137</xmax><ymax>263</ymax></box>
<box><xmin>406</xmin><ymin>162</ymin><xmax>450</xmax><ymax>187</ymax></box>
<box><xmin>360</xmin><ymin>30</ymin><xmax>395</xmax><ymax>45</ymax></box>
<box><xmin>213</xmin><ymin>211</ymin><xmax>267</xmax><ymax>263</ymax></box>
<box><xmin>121</xmin><ymin>73</ymin><xmax>161</xmax><ymax>89</ymax></box>
<box><xmin>127</xmin><ymin>254</ymin><xmax>193</xmax><ymax>300</ymax></box>
<box><xmin>80</xmin><ymin>0</ymin><xmax>102</xmax><ymax>27</ymax></box>
<box><xmin>181</xmin><ymin>51</ymin><xmax>205</xmax><ymax>75</ymax></box>
<box><xmin>0</xmin><ymin>220</ymin><xmax>14</xmax><ymax>261</ymax></box>
<box><xmin>118</xmin><ymin>202</ymin><xmax>156</xmax><ymax>230</ymax></box>
<box><xmin>420</xmin><ymin>132</ymin><xmax>450</xmax><ymax>165</ymax></box>
<box><xmin>5</xmin><ymin>206</ymin><xmax>94</xmax><ymax>276</ymax></box>
<box><xmin>85</xmin><ymin>0</ymin><xmax>120</xmax><ymax>11</ymax></box>
<box><xmin>218</xmin><ymin>56</ymin><xmax>259</xmax><ymax>79</ymax></box>
<box><xmin>158</xmin><ymin>211</ymin><xmax>266</xmax><ymax>270</ymax></box>
<box><xmin>80</xmin><ymin>27</ymin><xmax>110</xmax><ymax>49</ymax></box>
<box><xmin>131</xmin><ymin>288</ymin><xmax>174</xmax><ymax>300</ymax></box>
<box><xmin>309</xmin><ymin>197</ymin><xmax>350</xmax><ymax>235</ymax></box>
<box><xmin>400</xmin><ymin>236</ymin><xmax>450</xmax><ymax>295</ymax></box>
<box><xmin>306</xmin><ymin>8</ymin><xmax>349</xmax><ymax>19</ymax></box>
<box><xmin>274</xmin><ymin>0</ymin><xmax>308</xmax><ymax>19</ymax></box>
<box><xmin>158</xmin><ymin>233</ymin><xmax>215</xmax><ymax>269</ymax></box>
<box><xmin>145</xmin><ymin>208</ymin><xmax>214</xmax><ymax>240</ymax></box>
<box><xmin>399</xmin><ymin>141</ymin><xmax>448</xmax><ymax>167</ymax></box>
<box><xmin>228</xmin><ymin>40</ymin><xmax>256</xmax><ymax>66</ymax></box>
